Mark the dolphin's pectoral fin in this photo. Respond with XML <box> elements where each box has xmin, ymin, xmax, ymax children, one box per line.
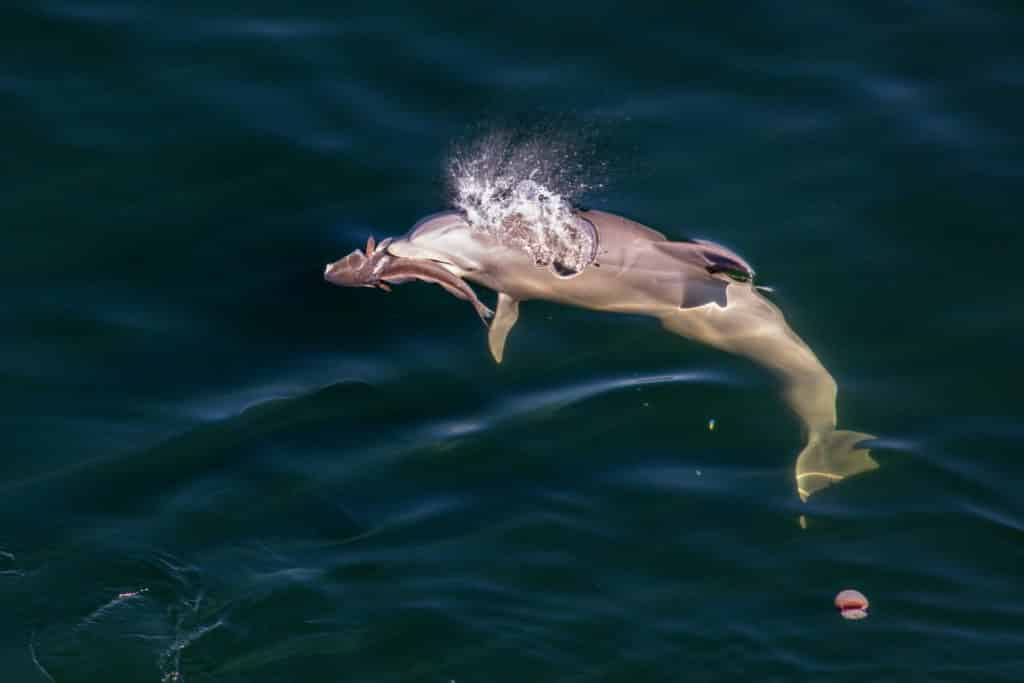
<box><xmin>795</xmin><ymin>430</ymin><xmax>879</xmax><ymax>501</ymax></box>
<box><xmin>488</xmin><ymin>293</ymin><xmax>520</xmax><ymax>364</ymax></box>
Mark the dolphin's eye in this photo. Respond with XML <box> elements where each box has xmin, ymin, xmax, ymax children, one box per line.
<box><xmin>712</xmin><ymin>267</ymin><xmax>751</xmax><ymax>283</ymax></box>
<box><xmin>703</xmin><ymin>252</ymin><xmax>753</xmax><ymax>283</ymax></box>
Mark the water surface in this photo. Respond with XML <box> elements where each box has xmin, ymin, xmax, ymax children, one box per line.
<box><xmin>2</xmin><ymin>2</ymin><xmax>1023</xmax><ymax>681</ymax></box>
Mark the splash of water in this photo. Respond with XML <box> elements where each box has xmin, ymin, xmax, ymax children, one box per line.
<box><xmin>446</xmin><ymin>128</ymin><xmax>603</xmax><ymax>277</ymax></box>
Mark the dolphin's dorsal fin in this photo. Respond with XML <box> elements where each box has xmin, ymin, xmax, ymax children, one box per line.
<box><xmin>488</xmin><ymin>293</ymin><xmax>520</xmax><ymax>364</ymax></box>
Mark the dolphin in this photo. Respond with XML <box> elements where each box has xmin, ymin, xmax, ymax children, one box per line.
<box><xmin>324</xmin><ymin>209</ymin><xmax>877</xmax><ymax>500</ymax></box>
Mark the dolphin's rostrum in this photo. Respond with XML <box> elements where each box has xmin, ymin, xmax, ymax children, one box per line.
<box><xmin>325</xmin><ymin>209</ymin><xmax>877</xmax><ymax>500</ymax></box>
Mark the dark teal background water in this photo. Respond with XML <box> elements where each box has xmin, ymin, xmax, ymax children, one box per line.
<box><xmin>3</xmin><ymin>2</ymin><xmax>1023</xmax><ymax>681</ymax></box>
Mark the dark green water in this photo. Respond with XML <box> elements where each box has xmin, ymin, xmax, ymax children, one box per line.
<box><xmin>3</xmin><ymin>2</ymin><xmax>1023</xmax><ymax>681</ymax></box>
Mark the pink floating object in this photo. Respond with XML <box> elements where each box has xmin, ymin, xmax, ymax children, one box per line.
<box><xmin>834</xmin><ymin>589</ymin><xmax>869</xmax><ymax>620</ymax></box>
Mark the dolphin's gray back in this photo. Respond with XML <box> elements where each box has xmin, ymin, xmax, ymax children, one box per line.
<box><xmin>556</xmin><ymin>210</ymin><xmax>750</xmax><ymax>312</ymax></box>
<box><xmin>408</xmin><ymin>210</ymin><xmax>469</xmax><ymax>241</ymax></box>
<box><xmin>579</xmin><ymin>210</ymin><xmax>667</xmax><ymax>243</ymax></box>
<box><xmin>579</xmin><ymin>210</ymin><xmax>752</xmax><ymax>279</ymax></box>
<box><xmin>396</xmin><ymin>208</ymin><xmax>753</xmax><ymax>314</ymax></box>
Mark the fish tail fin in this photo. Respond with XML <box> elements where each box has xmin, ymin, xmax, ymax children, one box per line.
<box><xmin>795</xmin><ymin>430</ymin><xmax>878</xmax><ymax>501</ymax></box>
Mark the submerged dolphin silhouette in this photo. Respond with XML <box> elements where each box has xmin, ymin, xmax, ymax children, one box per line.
<box><xmin>325</xmin><ymin>209</ymin><xmax>877</xmax><ymax>500</ymax></box>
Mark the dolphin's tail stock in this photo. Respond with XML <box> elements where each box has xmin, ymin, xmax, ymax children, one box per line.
<box><xmin>795</xmin><ymin>430</ymin><xmax>878</xmax><ymax>501</ymax></box>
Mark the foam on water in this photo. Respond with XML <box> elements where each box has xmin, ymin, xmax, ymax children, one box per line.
<box><xmin>446</xmin><ymin>128</ymin><xmax>603</xmax><ymax>277</ymax></box>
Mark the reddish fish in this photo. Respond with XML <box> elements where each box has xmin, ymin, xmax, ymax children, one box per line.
<box><xmin>324</xmin><ymin>236</ymin><xmax>493</xmax><ymax>325</ymax></box>
<box><xmin>834</xmin><ymin>589</ymin><xmax>870</xmax><ymax>620</ymax></box>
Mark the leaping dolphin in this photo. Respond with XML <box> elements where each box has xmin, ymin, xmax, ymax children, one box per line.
<box><xmin>325</xmin><ymin>209</ymin><xmax>877</xmax><ymax>500</ymax></box>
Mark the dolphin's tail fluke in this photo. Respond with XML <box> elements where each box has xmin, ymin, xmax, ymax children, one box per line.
<box><xmin>795</xmin><ymin>430</ymin><xmax>878</xmax><ymax>501</ymax></box>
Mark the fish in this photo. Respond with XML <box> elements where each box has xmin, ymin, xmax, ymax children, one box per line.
<box><xmin>324</xmin><ymin>235</ymin><xmax>493</xmax><ymax>324</ymax></box>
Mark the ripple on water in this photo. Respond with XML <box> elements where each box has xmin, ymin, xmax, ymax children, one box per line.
<box><xmin>182</xmin><ymin>354</ymin><xmax>395</xmax><ymax>422</ymax></box>
<box><xmin>427</xmin><ymin>369</ymin><xmax>728</xmax><ymax>441</ymax></box>
<box><xmin>16</xmin><ymin>550</ymin><xmax>228</xmax><ymax>681</ymax></box>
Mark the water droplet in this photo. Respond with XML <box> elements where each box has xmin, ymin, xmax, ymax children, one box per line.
<box><xmin>447</xmin><ymin>130</ymin><xmax>599</xmax><ymax>276</ymax></box>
